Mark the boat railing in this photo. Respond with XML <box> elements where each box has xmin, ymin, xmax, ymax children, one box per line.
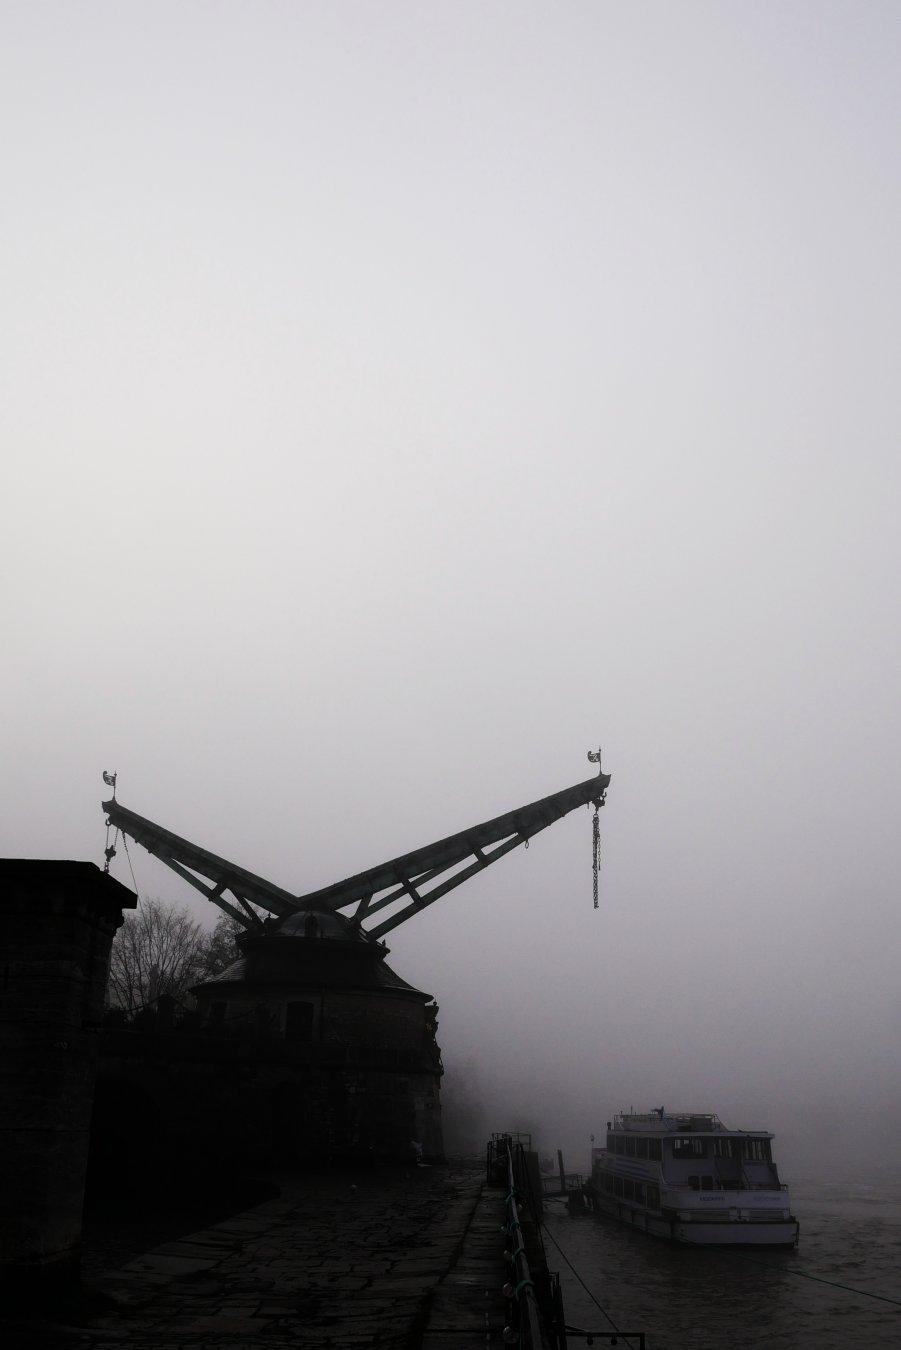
<box><xmin>669</xmin><ymin>1179</ymin><xmax>787</xmax><ymax>1195</ymax></box>
<box><xmin>614</xmin><ymin>1110</ymin><xmax>724</xmax><ymax>1131</ymax></box>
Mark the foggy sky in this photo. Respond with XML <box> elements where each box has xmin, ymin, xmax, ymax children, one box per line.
<box><xmin>3</xmin><ymin>1</ymin><xmax>899</xmax><ymax>1177</ymax></box>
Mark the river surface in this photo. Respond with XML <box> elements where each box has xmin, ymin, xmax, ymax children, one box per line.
<box><xmin>542</xmin><ymin>1175</ymin><xmax>901</xmax><ymax>1349</ymax></box>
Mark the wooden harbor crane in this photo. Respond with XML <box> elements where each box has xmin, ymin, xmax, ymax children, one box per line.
<box><xmin>98</xmin><ymin>762</ymin><xmax>611</xmax><ymax>1164</ymax></box>
<box><xmin>101</xmin><ymin>760</ymin><xmax>611</xmax><ymax>940</ymax></box>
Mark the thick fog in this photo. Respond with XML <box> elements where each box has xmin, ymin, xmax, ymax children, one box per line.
<box><xmin>3</xmin><ymin>2</ymin><xmax>899</xmax><ymax>1181</ymax></box>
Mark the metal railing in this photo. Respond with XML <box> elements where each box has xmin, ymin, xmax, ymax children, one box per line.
<box><xmin>489</xmin><ymin>1134</ymin><xmax>648</xmax><ymax>1348</ymax></box>
<box><xmin>501</xmin><ymin>1139</ymin><xmax>546</xmax><ymax>1349</ymax></box>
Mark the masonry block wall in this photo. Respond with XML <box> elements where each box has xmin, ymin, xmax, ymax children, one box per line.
<box><xmin>95</xmin><ymin>1016</ymin><xmax>444</xmax><ymax>1174</ymax></box>
<box><xmin>0</xmin><ymin>861</ymin><xmax>135</xmax><ymax>1293</ymax></box>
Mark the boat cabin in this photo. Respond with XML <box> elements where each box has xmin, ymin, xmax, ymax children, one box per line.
<box><xmin>594</xmin><ymin>1110</ymin><xmax>784</xmax><ymax>1193</ymax></box>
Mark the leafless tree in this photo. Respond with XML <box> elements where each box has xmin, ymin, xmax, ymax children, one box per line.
<box><xmin>199</xmin><ymin>912</ymin><xmax>246</xmax><ymax>978</ymax></box>
<box><xmin>107</xmin><ymin>896</ymin><xmax>209</xmax><ymax>1013</ymax></box>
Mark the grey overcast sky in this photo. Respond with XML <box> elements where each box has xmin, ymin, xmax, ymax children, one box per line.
<box><xmin>2</xmin><ymin>1</ymin><xmax>899</xmax><ymax>1171</ymax></box>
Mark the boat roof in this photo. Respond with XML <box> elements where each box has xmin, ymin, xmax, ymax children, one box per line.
<box><xmin>611</xmin><ymin>1110</ymin><xmax>773</xmax><ymax>1138</ymax></box>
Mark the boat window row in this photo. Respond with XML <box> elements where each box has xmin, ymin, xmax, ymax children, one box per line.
<box><xmin>610</xmin><ymin>1135</ymin><xmax>774</xmax><ymax>1162</ymax></box>
<box><xmin>712</xmin><ymin>1137</ymin><xmax>771</xmax><ymax>1162</ymax></box>
<box><xmin>671</xmin><ymin>1136</ymin><xmax>708</xmax><ymax>1159</ymax></box>
<box><xmin>599</xmin><ymin>1170</ymin><xmax>661</xmax><ymax>1209</ymax></box>
<box><xmin>607</xmin><ymin>1134</ymin><xmax>663</xmax><ymax>1160</ymax></box>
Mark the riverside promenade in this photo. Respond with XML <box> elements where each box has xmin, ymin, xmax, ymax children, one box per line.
<box><xmin>8</xmin><ymin>1162</ymin><xmax>510</xmax><ymax>1349</ymax></box>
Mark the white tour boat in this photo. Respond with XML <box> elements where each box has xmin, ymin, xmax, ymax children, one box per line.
<box><xmin>588</xmin><ymin>1108</ymin><xmax>799</xmax><ymax>1246</ymax></box>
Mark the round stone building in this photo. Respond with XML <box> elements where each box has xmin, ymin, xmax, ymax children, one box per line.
<box><xmin>189</xmin><ymin>908</ymin><xmax>444</xmax><ymax>1162</ymax></box>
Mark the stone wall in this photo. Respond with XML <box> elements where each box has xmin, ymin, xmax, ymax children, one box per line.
<box><xmin>0</xmin><ymin>860</ymin><xmax>135</xmax><ymax>1294</ymax></box>
<box><xmin>93</xmin><ymin>1017</ymin><xmax>443</xmax><ymax>1185</ymax></box>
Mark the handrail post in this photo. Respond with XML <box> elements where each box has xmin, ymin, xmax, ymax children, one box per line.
<box><xmin>505</xmin><ymin>1141</ymin><xmax>549</xmax><ymax>1349</ymax></box>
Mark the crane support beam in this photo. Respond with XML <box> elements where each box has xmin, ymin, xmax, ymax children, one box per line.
<box><xmin>366</xmin><ymin>831</ymin><xmax>527</xmax><ymax>939</ymax></box>
<box><xmin>101</xmin><ymin>799</ymin><xmax>300</xmax><ymax>922</ymax></box>
<box><xmin>162</xmin><ymin>860</ymin><xmax>250</xmax><ymax>928</ymax></box>
<box><xmin>350</xmin><ymin>860</ymin><xmax>451</xmax><ymax>925</ymax></box>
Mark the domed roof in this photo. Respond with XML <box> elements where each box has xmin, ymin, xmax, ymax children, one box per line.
<box><xmin>195</xmin><ymin>950</ymin><xmax>423</xmax><ymax>995</ymax></box>
<box><xmin>190</xmin><ymin>906</ymin><xmax>428</xmax><ymax>999</ymax></box>
<box><xmin>273</xmin><ymin>909</ymin><xmax>368</xmax><ymax>942</ymax></box>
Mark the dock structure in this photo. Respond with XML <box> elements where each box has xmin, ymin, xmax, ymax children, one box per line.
<box><xmin>6</xmin><ymin>1157</ymin><xmax>556</xmax><ymax>1348</ymax></box>
<box><xmin>540</xmin><ymin>1149</ymin><xmax>585</xmax><ymax>1201</ymax></box>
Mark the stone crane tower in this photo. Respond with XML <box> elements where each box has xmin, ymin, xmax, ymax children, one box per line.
<box><xmin>101</xmin><ymin>764</ymin><xmax>610</xmax><ymax>1163</ymax></box>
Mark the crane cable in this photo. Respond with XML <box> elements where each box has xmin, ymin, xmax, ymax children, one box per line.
<box><xmin>103</xmin><ymin>821</ymin><xmax>118</xmax><ymax>874</ymax></box>
<box><xmin>103</xmin><ymin>813</ymin><xmax>140</xmax><ymax>897</ymax></box>
<box><xmin>121</xmin><ymin>831</ymin><xmax>140</xmax><ymax>896</ymax></box>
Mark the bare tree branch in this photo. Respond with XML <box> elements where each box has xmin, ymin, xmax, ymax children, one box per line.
<box><xmin>107</xmin><ymin>896</ymin><xmax>208</xmax><ymax>1013</ymax></box>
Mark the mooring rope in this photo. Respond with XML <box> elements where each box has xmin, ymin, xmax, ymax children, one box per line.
<box><xmin>711</xmin><ymin>1246</ymin><xmax>901</xmax><ymax>1307</ymax></box>
<box><xmin>541</xmin><ymin>1220</ymin><xmax>640</xmax><ymax>1348</ymax></box>
<box><xmin>565</xmin><ymin>1207</ymin><xmax>901</xmax><ymax>1311</ymax></box>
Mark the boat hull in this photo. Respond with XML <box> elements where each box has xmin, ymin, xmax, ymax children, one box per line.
<box><xmin>592</xmin><ymin>1193</ymin><xmax>799</xmax><ymax>1248</ymax></box>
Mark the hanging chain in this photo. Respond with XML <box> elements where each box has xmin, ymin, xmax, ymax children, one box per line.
<box><xmin>104</xmin><ymin>822</ymin><xmax>118</xmax><ymax>873</ymax></box>
<box><xmin>592</xmin><ymin>804</ymin><xmax>601</xmax><ymax>909</ymax></box>
<box><xmin>587</xmin><ymin>749</ymin><xmax>604</xmax><ymax>909</ymax></box>
<box><xmin>102</xmin><ymin>770</ymin><xmax>119</xmax><ymax>872</ymax></box>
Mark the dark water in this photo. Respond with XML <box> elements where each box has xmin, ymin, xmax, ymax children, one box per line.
<box><xmin>542</xmin><ymin>1177</ymin><xmax>901</xmax><ymax>1349</ymax></box>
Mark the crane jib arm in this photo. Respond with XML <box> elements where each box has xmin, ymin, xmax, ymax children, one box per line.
<box><xmin>102</xmin><ymin>768</ymin><xmax>610</xmax><ymax>937</ymax></box>
<box><xmin>301</xmin><ymin>771</ymin><xmax>611</xmax><ymax>937</ymax></box>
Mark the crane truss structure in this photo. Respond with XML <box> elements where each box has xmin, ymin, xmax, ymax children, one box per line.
<box><xmin>102</xmin><ymin>766</ymin><xmax>610</xmax><ymax>940</ymax></box>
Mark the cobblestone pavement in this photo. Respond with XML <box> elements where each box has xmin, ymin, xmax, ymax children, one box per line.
<box><xmin>419</xmin><ymin>1187</ymin><xmax>510</xmax><ymax>1349</ymax></box>
<box><xmin>7</xmin><ymin>1163</ymin><xmax>509</xmax><ymax>1348</ymax></box>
